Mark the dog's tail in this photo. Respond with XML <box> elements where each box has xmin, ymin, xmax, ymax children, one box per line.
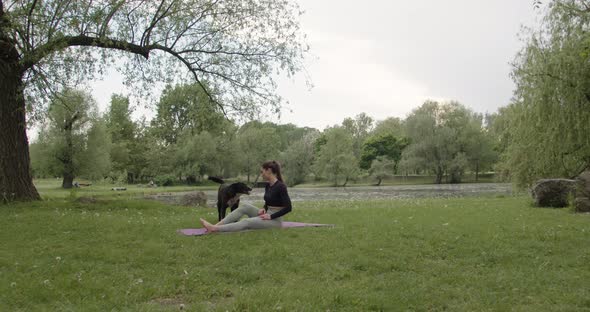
<box><xmin>208</xmin><ymin>176</ymin><xmax>225</xmax><ymax>184</ymax></box>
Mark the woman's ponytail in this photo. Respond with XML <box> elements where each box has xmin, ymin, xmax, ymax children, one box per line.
<box><xmin>262</xmin><ymin>160</ymin><xmax>283</xmax><ymax>182</ymax></box>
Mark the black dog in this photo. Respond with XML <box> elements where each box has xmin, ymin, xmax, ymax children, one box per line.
<box><xmin>208</xmin><ymin>176</ymin><xmax>252</xmax><ymax>221</ymax></box>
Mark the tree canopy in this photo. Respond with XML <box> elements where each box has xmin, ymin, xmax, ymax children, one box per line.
<box><xmin>498</xmin><ymin>0</ymin><xmax>590</xmax><ymax>187</ymax></box>
<box><xmin>1</xmin><ymin>0</ymin><xmax>308</xmax><ymax>202</ymax></box>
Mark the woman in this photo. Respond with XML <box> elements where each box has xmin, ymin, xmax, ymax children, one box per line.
<box><xmin>200</xmin><ymin>160</ymin><xmax>292</xmax><ymax>232</ymax></box>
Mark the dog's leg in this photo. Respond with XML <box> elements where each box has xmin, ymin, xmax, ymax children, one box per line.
<box><xmin>217</xmin><ymin>201</ymin><xmax>223</xmax><ymax>222</ymax></box>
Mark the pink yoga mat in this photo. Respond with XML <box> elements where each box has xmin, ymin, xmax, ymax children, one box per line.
<box><xmin>178</xmin><ymin>222</ymin><xmax>334</xmax><ymax>236</ymax></box>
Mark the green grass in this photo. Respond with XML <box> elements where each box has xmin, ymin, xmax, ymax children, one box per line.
<box><xmin>2</xmin><ymin>194</ymin><xmax>589</xmax><ymax>311</ymax></box>
<box><xmin>33</xmin><ymin>178</ymin><xmax>218</xmax><ymax>200</ymax></box>
<box><xmin>34</xmin><ymin>173</ymin><xmax>497</xmax><ymax>197</ymax></box>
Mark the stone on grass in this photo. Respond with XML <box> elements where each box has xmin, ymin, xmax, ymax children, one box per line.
<box><xmin>531</xmin><ymin>179</ymin><xmax>575</xmax><ymax>208</ymax></box>
<box><xmin>181</xmin><ymin>191</ymin><xmax>207</xmax><ymax>207</ymax></box>
<box><xmin>576</xmin><ymin>171</ymin><xmax>590</xmax><ymax>198</ymax></box>
<box><xmin>575</xmin><ymin>197</ymin><xmax>590</xmax><ymax>213</ymax></box>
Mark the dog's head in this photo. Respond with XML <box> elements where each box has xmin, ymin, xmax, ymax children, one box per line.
<box><xmin>224</xmin><ymin>182</ymin><xmax>252</xmax><ymax>206</ymax></box>
<box><xmin>228</xmin><ymin>182</ymin><xmax>252</xmax><ymax>196</ymax></box>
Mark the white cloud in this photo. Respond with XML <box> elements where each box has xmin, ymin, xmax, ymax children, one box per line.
<box><xmin>275</xmin><ymin>30</ymin><xmax>444</xmax><ymax>129</ymax></box>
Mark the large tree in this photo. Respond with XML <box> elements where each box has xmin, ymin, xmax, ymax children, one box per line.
<box><xmin>402</xmin><ymin>101</ymin><xmax>469</xmax><ymax>184</ymax></box>
<box><xmin>281</xmin><ymin>131</ymin><xmax>319</xmax><ymax>186</ymax></box>
<box><xmin>368</xmin><ymin>156</ymin><xmax>395</xmax><ymax>186</ymax></box>
<box><xmin>78</xmin><ymin>117</ymin><xmax>112</xmax><ymax>181</ymax></box>
<box><xmin>371</xmin><ymin>117</ymin><xmax>405</xmax><ymax>138</ymax></box>
<box><xmin>151</xmin><ymin>83</ymin><xmax>225</xmax><ymax>145</ymax></box>
<box><xmin>402</xmin><ymin>101</ymin><xmax>497</xmax><ymax>184</ymax></box>
<box><xmin>314</xmin><ymin>127</ymin><xmax>358</xmax><ymax>186</ymax></box>
<box><xmin>174</xmin><ymin>130</ymin><xmax>217</xmax><ymax>183</ymax></box>
<box><xmin>500</xmin><ymin>0</ymin><xmax>590</xmax><ymax>187</ymax></box>
<box><xmin>342</xmin><ymin>112</ymin><xmax>374</xmax><ymax>159</ymax></box>
<box><xmin>462</xmin><ymin>113</ymin><xmax>497</xmax><ymax>181</ymax></box>
<box><xmin>258</xmin><ymin>122</ymin><xmax>316</xmax><ymax>152</ymax></box>
<box><xmin>0</xmin><ymin>0</ymin><xmax>307</xmax><ymax>202</ymax></box>
<box><xmin>237</xmin><ymin>126</ymin><xmax>280</xmax><ymax>182</ymax></box>
<box><xmin>30</xmin><ymin>89</ymin><xmax>111</xmax><ymax>186</ymax></box>
<box><xmin>47</xmin><ymin>89</ymin><xmax>95</xmax><ymax>188</ymax></box>
<box><xmin>360</xmin><ymin>133</ymin><xmax>408</xmax><ymax>171</ymax></box>
<box><xmin>105</xmin><ymin>94</ymin><xmax>135</xmax><ymax>180</ymax></box>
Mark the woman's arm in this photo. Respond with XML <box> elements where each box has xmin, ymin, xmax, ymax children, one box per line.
<box><xmin>270</xmin><ymin>183</ymin><xmax>292</xmax><ymax>219</ymax></box>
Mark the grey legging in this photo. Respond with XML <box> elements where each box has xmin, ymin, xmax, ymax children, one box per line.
<box><xmin>216</xmin><ymin>202</ymin><xmax>282</xmax><ymax>232</ymax></box>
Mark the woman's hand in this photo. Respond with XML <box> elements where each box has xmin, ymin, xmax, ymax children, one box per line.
<box><xmin>259</xmin><ymin>213</ymin><xmax>271</xmax><ymax>220</ymax></box>
<box><xmin>258</xmin><ymin>208</ymin><xmax>265</xmax><ymax>216</ymax></box>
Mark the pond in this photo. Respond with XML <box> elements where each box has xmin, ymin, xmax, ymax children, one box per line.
<box><xmin>146</xmin><ymin>183</ymin><xmax>517</xmax><ymax>206</ymax></box>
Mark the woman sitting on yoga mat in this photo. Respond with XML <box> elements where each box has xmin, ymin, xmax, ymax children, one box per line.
<box><xmin>200</xmin><ymin>160</ymin><xmax>292</xmax><ymax>232</ymax></box>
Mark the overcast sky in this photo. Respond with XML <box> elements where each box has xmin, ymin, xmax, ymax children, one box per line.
<box><xmin>274</xmin><ymin>0</ymin><xmax>543</xmax><ymax>129</ymax></box>
<box><xmin>28</xmin><ymin>1</ymin><xmax>543</xmax><ymax>141</ymax></box>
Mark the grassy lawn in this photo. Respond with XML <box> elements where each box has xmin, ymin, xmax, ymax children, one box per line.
<box><xmin>1</xmin><ymin>194</ymin><xmax>589</xmax><ymax>311</ymax></box>
<box><xmin>33</xmin><ymin>178</ymin><xmax>218</xmax><ymax>200</ymax></box>
<box><xmin>33</xmin><ymin>173</ymin><xmax>498</xmax><ymax>198</ymax></box>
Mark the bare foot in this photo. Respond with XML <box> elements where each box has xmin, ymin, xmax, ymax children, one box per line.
<box><xmin>200</xmin><ymin>218</ymin><xmax>218</xmax><ymax>232</ymax></box>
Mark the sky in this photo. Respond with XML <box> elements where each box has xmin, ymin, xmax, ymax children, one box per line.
<box><xmin>28</xmin><ymin>1</ymin><xmax>544</xmax><ymax>141</ymax></box>
<box><xmin>273</xmin><ymin>0</ymin><xmax>543</xmax><ymax>129</ymax></box>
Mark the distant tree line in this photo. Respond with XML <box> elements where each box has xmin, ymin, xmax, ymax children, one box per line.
<box><xmin>30</xmin><ymin>83</ymin><xmax>500</xmax><ymax>188</ymax></box>
<box><xmin>31</xmin><ymin>0</ymin><xmax>590</xmax><ymax>190</ymax></box>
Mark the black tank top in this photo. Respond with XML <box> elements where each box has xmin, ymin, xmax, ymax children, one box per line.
<box><xmin>263</xmin><ymin>180</ymin><xmax>292</xmax><ymax>219</ymax></box>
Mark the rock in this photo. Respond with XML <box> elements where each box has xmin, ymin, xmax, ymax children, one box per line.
<box><xmin>112</xmin><ymin>187</ymin><xmax>127</xmax><ymax>191</ymax></box>
<box><xmin>531</xmin><ymin>179</ymin><xmax>576</xmax><ymax>208</ymax></box>
<box><xmin>575</xmin><ymin>197</ymin><xmax>590</xmax><ymax>213</ymax></box>
<box><xmin>180</xmin><ymin>191</ymin><xmax>207</xmax><ymax>207</ymax></box>
<box><xmin>572</xmin><ymin>171</ymin><xmax>590</xmax><ymax>213</ymax></box>
<box><xmin>576</xmin><ymin>171</ymin><xmax>590</xmax><ymax>198</ymax></box>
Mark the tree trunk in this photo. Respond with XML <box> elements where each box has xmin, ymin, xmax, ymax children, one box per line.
<box><xmin>343</xmin><ymin>176</ymin><xmax>349</xmax><ymax>187</ymax></box>
<box><xmin>376</xmin><ymin>177</ymin><xmax>382</xmax><ymax>186</ymax></box>
<box><xmin>61</xmin><ymin>125</ymin><xmax>75</xmax><ymax>189</ymax></box>
<box><xmin>435</xmin><ymin>166</ymin><xmax>443</xmax><ymax>184</ymax></box>
<box><xmin>0</xmin><ymin>32</ymin><xmax>41</xmax><ymax>202</ymax></box>
<box><xmin>475</xmin><ymin>161</ymin><xmax>479</xmax><ymax>182</ymax></box>
<box><xmin>62</xmin><ymin>172</ymin><xmax>74</xmax><ymax>189</ymax></box>
<box><xmin>251</xmin><ymin>174</ymin><xmax>260</xmax><ymax>187</ymax></box>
